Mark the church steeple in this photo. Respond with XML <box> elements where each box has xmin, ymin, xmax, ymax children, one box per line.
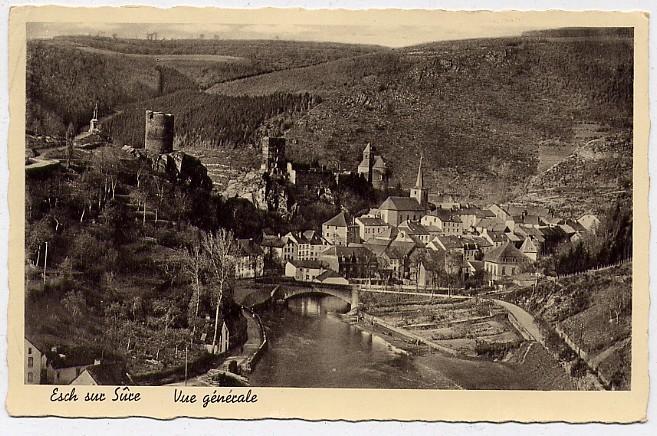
<box><xmin>410</xmin><ymin>153</ymin><xmax>428</xmax><ymax>208</ymax></box>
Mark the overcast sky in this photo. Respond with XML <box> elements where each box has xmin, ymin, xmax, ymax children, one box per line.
<box><xmin>27</xmin><ymin>21</ymin><xmax>546</xmax><ymax>47</ymax></box>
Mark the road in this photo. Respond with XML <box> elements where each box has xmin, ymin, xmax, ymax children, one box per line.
<box><xmin>491</xmin><ymin>299</ymin><xmax>544</xmax><ymax>342</ymax></box>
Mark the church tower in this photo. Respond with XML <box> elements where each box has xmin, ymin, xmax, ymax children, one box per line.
<box><xmin>88</xmin><ymin>102</ymin><xmax>100</xmax><ymax>133</ymax></box>
<box><xmin>363</xmin><ymin>143</ymin><xmax>374</xmax><ymax>183</ymax></box>
<box><xmin>410</xmin><ymin>154</ymin><xmax>428</xmax><ymax>207</ymax></box>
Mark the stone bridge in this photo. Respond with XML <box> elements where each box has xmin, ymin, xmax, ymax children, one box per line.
<box><xmin>272</xmin><ymin>283</ymin><xmax>359</xmax><ymax>310</ymax></box>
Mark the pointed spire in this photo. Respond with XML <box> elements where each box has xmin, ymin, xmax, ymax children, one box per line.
<box><xmin>415</xmin><ymin>153</ymin><xmax>424</xmax><ymax>189</ymax></box>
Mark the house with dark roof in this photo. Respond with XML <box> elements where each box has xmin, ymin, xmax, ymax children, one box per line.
<box><xmin>355</xmin><ymin>215</ymin><xmax>389</xmax><ymax>242</ymax></box>
<box><xmin>71</xmin><ymin>361</ymin><xmax>133</xmax><ymax>386</ymax></box>
<box><xmin>520</xmin><ymin>237</ymin><xmax>539</xmax><ymax>262</ymax></box>
<box><xmin>284</xmin><ymin>259</ymin><xmax>326</xmax><ymax>282</ymax></box>
<box><xmin>260</xmin><ymin>232</ymin><xmax>286</xmax><ymax>266</ymax></box>
<box><xmin>232</xmin><ymin>238</ymin><xmax>264</xmax><ymax>279</ymax></box>
<box><xmin>45</xmin><ymin>346</ymin><xmax>101</xmax><ymax>385</ymax></box>
<box><xmin>322</xmin><ymin>212</ymin><xmax>359</xmax><ymax>246</ymax></box>
<box><xmin>421</xmin><ymin>209</ymin><xmax>462</xmax><ymax>235</ymax></box>
<box><xmin>378</xmin><ymin>196</ymin><xmax>426</xmax><ymax>227</ymax></box>
<box><xmin>483</xmin><ymin>242</ymin><xmax>529</xmax><ymax>283</ymax></box>
<box><xmin>398</xmin><ymin>220</ymin><xmax>432</xmax><ymax>244</ymax></box>
<box><xmin>282</xmin><ymin>230</ymin><xmax>329</xmax><ymax>262</ymax></box>
<box><xmin>379</xmin><ymin>241</ymin><xmax>417</xmax><ymax>280</ymax></box>
<box><xmin>319</xmin><ymin>246</ymin><xmax>378</xmax><ymax>279</ymax></box>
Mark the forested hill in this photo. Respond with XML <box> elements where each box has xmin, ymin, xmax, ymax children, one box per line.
<box><xmin>207</xmin><ymin>33</ymin><xmax>632</xmax><ymax>202</ymax></box>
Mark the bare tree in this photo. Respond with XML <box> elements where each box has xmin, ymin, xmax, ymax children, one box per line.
<box><xmin>202</xmin><ymin>229</ymin><xmax>235</xmax><ymax>354</ymax></box>
<box><xmin>180</xmin><ymin>243</ymin><xmax>207</xmax><ymax>341</ymax></box>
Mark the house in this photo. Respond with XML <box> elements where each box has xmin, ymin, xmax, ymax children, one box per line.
<box><xmin>378</xmin><ymin>196</ymin><xmax>426</xmax><ymax>227</ymax></box>
<box><xmin>25</xmin><ymin>337</ymin><xmax>46</xmax><ymax>384</ymax></box>
<box><xmin>232</xmin><ymin>238</ymin><xmax>264</xmax><ymax>279</ymax></box>
<box><xmin>429</xmin><ymin>193</ymin><xmax>461</xmax><ymax>210</ymax></box>
<box><xmin>71</xmin><ymin>361</ymin><xmax>132</xmax><ymax>386</ymax></box>
<box><xmin>455</xmin><ymin>207</ymin><xmax>482</xmax><ymax>230</ymax></box>
<box><xmin>481</xmin><ymin>228</ymin><xmax>507</xmax><ymax>247</ymax></box>
<box><xmin>464</xmin><ymin>260</ymin><xmax>485</xmax><ymax>278</ymax></box>
<box><xmin>314</xmin><ymin>270</ymin><xmax>350</xmax><ymax>286</ymax></box>
<box><xmin>398</xmin><ymin>220</ymin><xmax>432</xmax><ymax>244</ymax></box>
<box><xmin>379</xmin><ymin>241</ymin><xmax>416</xmax><ymax>280</ymax></box>
<box><xmin>428</xmin><ymin>235</ymin><xmax>465</xmax><ymax>254</ymax></box>
<box><xmin>519</xmin><ymin>237</ymin><xmax>539</xmax><ymax>262</ymax></box>
<box><xmin>421</xmin><ymin>209</ymin><xmax>462</xmax><ymax>235</ymax></box>
<box><xmin>260</xmin><ymin>233</ymin><xmax>286</xmax><ymax>266</ymax></box>
<box><xmin>417</xmin><ymin>248</ymin><xmax>463</xmax><ymax>288</ymax></box>
<box><xmin>319</xmin><ymin>246</ymin><xmax>378</xmax><ymax>280</ymax></box>
<box><xmin>322</xmin><ymin>212</ymin><xmax>359</xmax><ymax>246</ymax></box>
<box><xmin>285</xmin><ymin>260</ymin><xmax>326</xmax><ymax>282</ymax></box>
<box><xmin>578</xmin><ymin>214</ymin><xmax>600</xmax><ymax>232</ymax></box>
<box><xmin>282</xmin><ymin>230</ymin><xmax>329</xmax><ymax>262</ymax></box>
<box><xmin>474</xmin><ymin>216</ymin><xmax>508</xmax><ymax>233</ymax></box>
<box><xmin>357</xmin><ymin>143</ymin><xmax>390</xmax><ymax>190</ymax></box>
<box><xmin>45</xmin><ymin>347</ymin><xmax>99</xmax><ymax>385</ymax></box>
<box><xmin>483</xmin><ymin>242</ymin><xmax>529</xmax><ymax>284</ymax></box>
<box><xmin>355</xmin><ymin>215</ymin><xmax>389</xmax><ymax>242</ymax></box>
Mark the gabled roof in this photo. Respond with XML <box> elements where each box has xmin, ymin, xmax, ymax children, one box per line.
<box><xmin>428</xmin><ymin>209</ymin><xmax>462</xmax><ymax>222</ymax></box>
<box><xmin>432</xmin><ymin>235</ymin><xmax>465</xmax><ymax>250</ymax></box>
<box><xmin>315</xmin><ymin>270</ymin><xmax>345</xmax><ymax>281</ymax></box>
<box><xmin>46</xmin><ymin>347</ymin><xmax>98</xmax><ymax>369</ymax></box>
<box><xmin>372</xmin><ymin>156</ymin><xmax>387</xmax><ymax>169</ymax></box>
<box><xmin>385</xmin><ymin>241</ymin><xmax>416</xmax><ymax>259</ymax></box>
<box><xmin>288</xmin><ymin>259</ymin><xmax>325</xmax><ymax>269</ymax></box>
<box><xmin>467</xmin><ymin>260</ymin><xmax>485</xmax><ymax>273</ymax></box>
<box><xmin>356</xmin><ymin>216</ymin><xmax>387</xmax><ymax>226</ymax></box>
<box><xmin>477</xmin><ymin>217</ymin><xmax>507</xmax><ymax>232</ymax></box>
<box><xmin>379</xmin><ymin>196</ymin><xmax>425</xmax><ymax>212</ymax></box>
<box><xmin>398</xmin><ymin>220</ymin><xmax>430</xmax><ymax>235</ymax></box>
<box><xmin>286</xmin><ymin>230</ymin><xmax>326</xmax><ymax>245</ymax></box>
<box><xmin>83</xmin><ymin>362</ymin><xmax>132</xmax><ymax>385</ymax></box>
<box><xmin>520</xmin><ymin>237</ymin><xmax>538</xmax><ymax>254</ymax></box>
<box><xmin>483</xmin><ymin>242</ymin><xmax>528</xmax><ymax>263</ymax></box>
<box><xmin>376</xmin><ymin>226</ymin><xmax>399</xmax><ymax>240</ymax></box>
<box><xmin>324</xmin><ymin>212</ymin><xmax>348</xmax><ymax>227</ymax></box>
<box><xmin>322</xmin><ymin>245</ymin><xmax>375</xmax><ymax>260</ymax></box>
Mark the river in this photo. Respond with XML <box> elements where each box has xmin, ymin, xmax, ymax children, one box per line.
<box><xmin>248</xmin><ymin>295</ymin><xmax>574</xmax><ymax>390</ymax></box>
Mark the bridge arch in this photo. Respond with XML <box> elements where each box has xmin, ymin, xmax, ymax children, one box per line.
<box><xmin>273</xmin><ymin>284</ymin><xmax>358</xmax><ymax>308</ymax></box>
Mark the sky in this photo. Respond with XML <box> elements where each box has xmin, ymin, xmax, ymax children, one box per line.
<box><xmin>27</xmin><ymin>21</ymin><xmax>547</xmax><ymax>47</ymax></box>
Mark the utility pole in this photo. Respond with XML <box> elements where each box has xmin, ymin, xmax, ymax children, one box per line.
<box><xmin>43</xmin><ymin>241</ymin><xmax>48</xmax><ymax>284</ymax></box>
<box><xmin>184</xmin><ymin>346</ymin><xmax>188</xmax><ymax>386</ymax></box>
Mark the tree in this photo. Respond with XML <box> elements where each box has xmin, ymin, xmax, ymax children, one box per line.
<box><xmin>65</xmin><ymin>122</ymin><xmax>75</xmax><ymax>169</ymax></box>
<box><xmin>62</xmin><ymin>290</ymin><xmax>86</xmax><ymax>320</ymax></box>
<box><xmin>179</xmin><ymin>243</ymin><xmax>207</xmax><ymax>341</ymax></box>
<box><xmin>202</xmin><ymin>229</ymin><xmax>235</xmax><ymax>354</ymax></box>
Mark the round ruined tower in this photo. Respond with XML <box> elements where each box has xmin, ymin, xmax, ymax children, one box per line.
<box><xmin>144</xmin><ymin>110</ymin><xmax>174</xmax><ymax>154</ymax></box>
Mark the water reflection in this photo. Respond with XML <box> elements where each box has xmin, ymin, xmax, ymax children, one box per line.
<box><xmin>248</xmin><ymin>294</ymin><xmax>455</xmax><ymax>389</ymax></box>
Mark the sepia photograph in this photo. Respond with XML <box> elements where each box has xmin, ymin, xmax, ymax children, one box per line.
<box><xmin>6</xmin><ymin>6</ymin><xmax>650</xmax><ymax>422</ymax></box>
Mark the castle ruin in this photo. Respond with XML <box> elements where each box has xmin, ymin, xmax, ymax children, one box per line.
<box><xmin>145</xmin><ymin>110</ymin><xmax>174</xmax><ymax>154</ymax></box>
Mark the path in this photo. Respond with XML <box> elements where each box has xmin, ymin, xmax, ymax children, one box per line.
<box><xmin>491</xmin><ymin>299</ymin><xmax>544</xmax><ymax>342</ymax></box>
<box><xmin>222</xmin><ymin>308</ymin><xmax>263</xmax><ymax>372</ymax></box>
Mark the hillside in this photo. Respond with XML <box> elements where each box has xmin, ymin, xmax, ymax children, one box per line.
<box><xmin>207</xmin><ymin>34</ymin><xmax>632</xmax><ymax>203</ymax></box>
<box><xmin>504</xmin><ymin>263</ymin><xmax>632</xmax><ymax>389</ymax></box>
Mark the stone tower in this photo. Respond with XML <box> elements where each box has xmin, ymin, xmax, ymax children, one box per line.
<box><xmin>145</xmin><ymin>110</ymin><xmax>174</xmax><ymax>154</ymax></box>
<box><xmin>410</xmin><ymin>154</ymin><xmax>428</xmax><ymax>206</ymax></box>
<box><xmin>260</xmin><ymin>137</ymin><xmax>286</xmax><ymax>176</ymax></box>
<box><xmin>362</xmin><ymin>143</ymin><xmax>374</xmax><ymax>184</ymax></box>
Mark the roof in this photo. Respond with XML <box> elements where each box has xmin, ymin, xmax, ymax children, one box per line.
<box><xmin>234</xmin><ymin>239</ymin><xmax>264</xmax><ymax>257</ymax></box>
<box><xmin>486</xmin><ymin>230</ymin><xmax>507</xmax><ymax>242</ymax></box>
<box><xmin>288</xmin><ymin>259</ymin><xmax>325</xmax><ymax>269</ymax></box>
<box><xmin>46</xmin><ymin>347</ymin><xmax>99</xmax><ymax>369</ymax></box>
<box><xmin>483</xmin><ymin>242</ymin><xmax>528</xmax><ymax>263</ymax></box>
<box><xmin>399</xmin><ymin>220</ymin><xmax>430</xmax><ymax>235</ymax></box>
<box><xmin>379</xmin><ymin>196</ymin><xmax>425</xmax><ymax>212</ymax></box>
<box><xmin>420</xmin><ymin>250</ymin><xmax>445</xmax><ymax>272</ymax></box>
<box><xmin>520</xmin><ymin>237</ymin><xmax>538</xmax><ymax>254</ymax></box>
<box><xmin>376</xmin><ymin>226</ymin><xmax>399</xmax><ymax>240</ymax></box>
<box><xmin>433</xmin><ymin>235</ymin><xmax>465</xmax><ymax>250</ymax></box>
<box><xmin>385</xmin><ymin>241</ymin><xmax>416</xmax><ymax>259</ymax></box>
<box><xmin>468</xmin><ymin>260</ymin><xmax>485</xmax><ymax>273</ymax></box>
<box><xmin>428</xmin><ymin>209</ymin><xmax>462</xmax><ymax>222</ymax></box>
<box><xmin>356</xmin><ymin>216</ymin><xmax>387</xmax><ymax>226</ymax></box>
<box><xmin>286</xmin><ymin>230</ymin><xmax>326</xmax><ymax>245</ymax></box>
<box><xmin>83</xmin><ymin>362</ymin><xmax>132</xmax><ymax>385</ymax></box>
<box><xmin>321</xmin><ymin>245</ymin><xmax>375</xmax><ymax>260</ymax></box>
<box><xmin>315</xmin><ymin>270</ymin><xmax>345</xmax><ymax>281</ymax></box>
<box><xmin>261</xmin><ymin>233</ymin><xmax>285</xmax><ymax>248</ymax></box>
<box><xmin>323</xmin><ymin>212</ymin><xmax>348</xmax><ymax>227</ymax></box>
<box><xmin>372</xmin><ymin>156</ymin><xmax>387</xmax><ymax>169</ymax></box>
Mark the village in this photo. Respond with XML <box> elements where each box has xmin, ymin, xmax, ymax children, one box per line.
<box><xmin>24</xmin><ymin>106</ymin><xmax>613</xmax><ymax>389</ymax></box>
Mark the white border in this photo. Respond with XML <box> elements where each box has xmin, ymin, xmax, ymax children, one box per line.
<box><xmin>1</xmin><ymin>1</ymin><xmax>655</xmax><ymax>434</ymax></box>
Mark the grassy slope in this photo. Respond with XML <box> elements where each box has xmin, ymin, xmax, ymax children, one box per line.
<box><xmin>507</xmin><ymin>263</ymin><xmax>632</xmax><ymax>389</ymax></box>
<box><xmin>208</xmin><ymin>35</ymin><xmax>632</xmax><ymax>203</ymax></box>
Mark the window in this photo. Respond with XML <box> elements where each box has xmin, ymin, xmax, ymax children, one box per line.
<box><xmin>27</xmin><ymin>372</ymin><xmax>33</xmax><ymax>383</ymax></box>
<box><xmin>28</xmin><ymin>347</ymin><xmax>32</xmax><ymax>355</ymax></box>
<box><xmin>27</xmin><ymin>357</ymin><xmax>33</xmax><ymax>368</ymax></box>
